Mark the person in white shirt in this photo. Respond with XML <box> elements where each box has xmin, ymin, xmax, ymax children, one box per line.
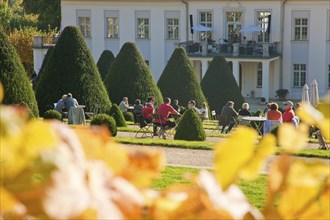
<box><xmin>119</xmin><ymin>97</ymin><xmax>133</xmax><ymax>112</ymax></box>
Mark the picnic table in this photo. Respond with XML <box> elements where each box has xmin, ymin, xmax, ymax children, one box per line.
<box><xmin>240</xmin><ymin>116</ymin><xmax>267</xmax><ymax>135</ymax></box>
<box><xmin>68</xmin><ymin>106</ymin><xmax>86</xmax><ymax>125</ymax></box>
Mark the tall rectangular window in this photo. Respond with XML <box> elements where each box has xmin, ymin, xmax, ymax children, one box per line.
<box><xmin>294</xmin><ymin>18</ymin><xmax>308</xmax><ymax>40</ymax></box>
<box><xmin>257</xmin><ymin>11</ymin><xmax>271</xmax><ymax>42</ymax></box>
<box><xmin>257</xmin><ymin>63</ymin><xmax>262</xmax><ymax>87</ymax></box>
<box><xmin>106</xmin><ymin>17</ymin><xmax>118</xmax><ymax>38</ymax></box>
<box><xmin>167</xmin><ymin>18</ymin><xmax>179</xmax><ymax>39</ymax></box>
<box><xmin>77</xmin><ymin>10</ymin><xmax>91</xmax><ymax>37</ymax></box>
<box><xmin>293</xmin><ymin>64</ymin><xmax>306</xmax><ymax>87</ymax></box>
<box><xmin>199</xmin><ymin>11</ymin><xmax>213</xmax><ymax>41</ymax></box>
<box><xmin>137</xmin><ymin>18</ymin><xmax>149</xmax><ymax>39</ymax></box>
<box><xmin>226</xmin><ymin>11</ymin><xmax>243</xmax><ymax>44</ymax></box>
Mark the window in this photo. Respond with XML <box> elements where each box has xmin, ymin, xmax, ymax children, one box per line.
<box><xmin>78</xmin><ymin>17</ymin><xmax>91</xmax><ymax>37</ymax></box>
<box><xmin>257</xmin><ymin>63</ymin><xmax>262</xmax><ymax>87</ymax></box>
<box><xmin>137</xmin><ymin>18</ymin><xmax>149</xmax><ymax>39</ymax></box>
<box><xmin>257</xmin><ymin>11</ymin><xmax>271</xmax><ymax>42</ymax></box>
<box><xmin>199</xmin><ymin>11</ymin><xmax>212</xmax><ymax>41</ymax></box>
<box><xmin>106</xmin><ymin>17</ymin><xmax>118</xmax><ymax>38</ymax></box>
<box><xmin>328</xmin><ymin>65</ymin><xmax>330</xmax><ymax>88</ymax></box>
<box><xmin>294</xmin><ymin>18</ymin><xmax>308</xmax><ymax>40</ymax></box>
<box><xmin>226</xmin><ymin>11</ymin><xmax>243</xmax><ymax>44</ymax></box>
<box><xmin>293</xmin><ymin>64</ymin><xmax>306</xmax><ymax>87</ymax></box>
<box><xmin>167</xmin><ymin>18</ymin><xmax>179</xmax><ymax>39</ymax></box>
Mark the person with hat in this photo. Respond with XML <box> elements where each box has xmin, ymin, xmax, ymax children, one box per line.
<box><xmin>282</xmin><ymin>101</ymin><xmax>295</xmax><ymax>123</ymax></box>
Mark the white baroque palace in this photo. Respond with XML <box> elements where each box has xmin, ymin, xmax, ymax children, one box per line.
<box><xmin>33</xmin><ymin>0</ymin><xmax>330</xmax><ymax>100</ymax></box>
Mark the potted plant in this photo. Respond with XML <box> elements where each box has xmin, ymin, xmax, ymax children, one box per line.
<box><xmin>276</xmin><ymin>89</ymin><xmax>289</xmax><ymax>100</ymax></box>
<box><xmin>259</xmin><ymin>97</ymin><xmax>266</xmax><ymax>105</ymax></box>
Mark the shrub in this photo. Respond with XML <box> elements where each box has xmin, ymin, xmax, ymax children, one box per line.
<box><xmin>104</xmin><ymin>42</ymin><xmax>163</xmax><ymax>105</ymax></box>
<box><xmin>43</xmin><ymin>109</ymin><xmax>62</xmax><ymax>121</ymax></box>
<box><xmin>91</xmin><ymin>114</ymin><xmax>117</xmax><ymax>137</ymax></box>
<box><xmin>97</xmin><ymin>50</ymin><xmax>115</xmax><ymax>80</ymax></box>
<box><xmin>158</xmin><ymin>48</ymin><xmax>206</xmax><ymax>107</ymax></box>
<box><xmin>174</xmin><ymin>109</ymin><xmax>206</xmax><ymax>141</ymax></box>
<box><xmin>123</xmin><ymin>111</ymin><xmax>134</xmax><ymax>122</ymax></box>
<box><xmin>0</xmin><ymin>31</ymin><xmax>39</xmax><ymax>117</ymax></box>
<box><xmin>201</xmin><ymin>56</ymin><xmax>244</xmax><ymax>113</ymax></box>
<box><xmin>107</xmin><ymin>104</ymin><xmax>127</xmax><ymax>127</ymax></box>
<box><xmin>36</xmin><ymin>26</ymin><xmax>111</xmax><ymax>116</ymax></box>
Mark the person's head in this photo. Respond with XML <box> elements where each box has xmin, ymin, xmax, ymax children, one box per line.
<box><xmin>201</xmin><ymin>102</ymin><xmax>207</xmax><ymax>108</ymax></box>
<box><xmin>173</xmin><ymin>99</ymin><xmax>178</xmax><ymax>105</ymax></box>
<box><xmin>226</xmin><ymin>101</ymin><xmax>234</xmax><ymax>107</ymax></box>
<box><xmin>164</xmin><ymin>97</ymin><xmax>171</xmax><ymax>104</ymax></box>
<box><xmin>148</xmin><ymin>96</ymin><xmax>156</xmax><ymax>104</ymax></box>
<box><xmin>283</xmin><ymin>101</ymin><xmax>293</xmax><ymax>110</ymax></box>
<box><xmin>188</xmin><ymin>100</ymin><xmax>196</xmax><ymax>108</ymax></box>
<box><xmin>67</xmin><ymin>93</ymin><xmax>72</xmax><ymax>98</ymax></box>
<box><xmin>242</xmin><ymin>103</ymin><xmax>249</xmax><ymax>110</ymax></box>
<box><xmin>61</xmin><ymin>94</ymin><xmax>67</xmax><ymax>101</ymax></box>
<box><xmin>266</xmin><ymin>102</ymin><xmax>271</xmax><ymax>109</ymax></box>
<box><xmin>270</xmin><ymin>102</ymin><xmax>279</xmax><ymax>111</ymax></box>
<box><xmin>135</xmin><ymin>99</ymin><xmax>141</xmax><ymax>105</ymax></box>
<box><xmin>123</xmin><ymin>97</ymin><xmax>128</xmax><ymax>103</ymax></box>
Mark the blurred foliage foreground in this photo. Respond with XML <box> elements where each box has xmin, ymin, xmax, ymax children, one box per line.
<box><xmin>1</xmin><ymin>81</ymin><xmax>329</xmax><ymax>219</ymax></box>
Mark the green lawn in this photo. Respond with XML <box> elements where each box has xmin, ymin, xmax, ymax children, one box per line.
<box><xmin>113</xmin><ymin>137</ymin><xmax>330</xmax><ymax>159</ymax></box>
<box><xmin>152</xmin><ymin>166</ymin><xmax>267</xmax><ymax>209</ymax></box>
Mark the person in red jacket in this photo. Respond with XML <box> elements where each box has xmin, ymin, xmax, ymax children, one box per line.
<box><xmin>282</xmin><ymin>101</ymin><xmax>295</xmax><ymax>123</ymax></box>
<box><xmin>141</xmin><ymin>97</ymin><xmax>157</xmax><ymax>135</ymax></box>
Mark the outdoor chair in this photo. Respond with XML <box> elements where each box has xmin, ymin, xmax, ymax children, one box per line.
<box><xmin>316</xmin><ymin>130</ymin><xmax>329</xmax><ymax>150</ymax></box>
<box><xmin>135</xmin><ymin>114</ymin><xmax>152</xmax><ymax>138</ymax></box>
<box><xmin>210</xmin><ymin>110</ymin><xmax>220</xmax><ymax>132</ymax></box>
<box><xmin>85</xmin><ymin>103</ymin><xmax>99</xmax><ymax>119</ymax></box>
<box><xmin>152</xmin><ymin>114</ymin><xmax>168</xmax><ymax>139</ymax></box>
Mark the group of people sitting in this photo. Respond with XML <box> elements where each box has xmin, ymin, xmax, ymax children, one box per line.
<box><xmin>54</xmin><ymin>93</ymin><xmax>79</xmax><ymax>117</ymax></box>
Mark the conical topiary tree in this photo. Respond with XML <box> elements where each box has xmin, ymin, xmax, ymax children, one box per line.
<box><xmin>36</xmin><ymin>26</ymin><xmax>112</xmax><ymax>115</ymax></box>
<box><xmin>107</xmin><ymin>103</ymin><xmax>126</xmax><ymax>127</ymax></box>
<box><xmin>97</xmin><ymin>50</ymin><xmax>115</xmax><ymax>80</ymax></box>
<box><xmin>0</xmin><ymin>31</ymin><xmax>39</xmax><ymax>117</ymax></box>
<box><xmin>201</xmin><ymin>56</ymin><xmax>244</xmax><ymax>113</ymax></box>
<box><xmin>174</xmin><ymin>109</ymin><xmax>206</xmax><ymax>141</ymax></box>
<box><xmin>157</xmin><ymin>47</ymin><xmax>207</xmax><ymax>107</ymax></box>
<box><xmin>34</xmin><ymin>46</ymin><xmax>54</xmax><ymax>91</ymax></box>
<box><xmin>104</xmin><ymin>42</ymin><xmax>163</xmax><ymax>105</ymax></box>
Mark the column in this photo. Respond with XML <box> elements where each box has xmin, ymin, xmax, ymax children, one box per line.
<box><xmin>201</xmin><ymin>60</ymin><xmax>208</xmax><ymax>79</ymax></box>
<box><xmin>232</xmin><ymin>60</ymin><xmax>240</xmax><ymax>86</ymax></box>
<box><xmin>262</xmin><ymin>61</ymin><xmax>270</xmax><ymax>102</ymax></box>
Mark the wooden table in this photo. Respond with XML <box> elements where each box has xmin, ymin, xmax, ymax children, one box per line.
<box><xmin>240</xmin><ymin>116</ymin><xmax>267</xmax><ymax>135</ymax></box>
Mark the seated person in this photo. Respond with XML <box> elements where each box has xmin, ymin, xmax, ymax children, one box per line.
<box><xmin>119</xmin><ymin>97</ymin><xmax>133</xmax><ymax>113</ymax></box>
<box><xmin>199</xmin><ymin>102</ymin><xmax>209</xmax><ymax>120</ymax></box>
<box><xmin>141</xmin><ymin>97</ymin><xmax>157</xmax><ymax>135</ymax></box>
<box><xmin>153</xmin><ymin>97</ymin><xmax>180</xmax><ymax>139</ymax></box>
<box><xmin>187</xmin><ymin>100</ymin><xmax>201</xmax><ymax>114</ymax></box>
<box><xmin>282</xmin><ymin>101</ymin><xmax>295</xmax><ymax>123</ymax></box>
<box><xmin>133</xmin><ymin>99</ymin><xmax>144</xmax><ymax>123</ymax></box>
<box><xmin>171</xmin><ymin>99</ymin><xmax>180</xmax><ymax>112</ymax></box>
<box><xmin>220</xmin><ymin>101</ymin><xmax>238</xmax><ymax>133</ymax></box>
<box><xmin>55</xmin><ymin>94</ymin><xmax>67</xmax><ymax>118</ymax></box>
<box><xmin>267</xmin><ymin>103</ymin><xmax>282</xmax><ymax>121</ymax></box>
<box><xmin>65</xmin><ymin>93</ymin><xmax>79</xmax><ymax>110</ymax></box>
<box><xmin>238</xmin><ymin>103</ymin><xmax>251</xmax><ymax>116</ymax></box>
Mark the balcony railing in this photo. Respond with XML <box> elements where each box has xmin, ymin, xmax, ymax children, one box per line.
<box><xmin>177</xmin><ymin>41</ymin><xmax>281</xmax><ymax>58</ymax></box>
<box><xmin>33</xmin><ymin>35</ymin><xmax>59</xmax><ymax>48</ymax></box>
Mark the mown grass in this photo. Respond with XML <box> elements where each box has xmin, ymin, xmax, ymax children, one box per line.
<box><xmin>152</xmin><ymin>166</ymin><xmax>267</xmax><ymax>209</ymax></box>
<box><xmin>113</xmin><ymin>137</ymin><xmax>330</xmax><ymax>159</ymax></box>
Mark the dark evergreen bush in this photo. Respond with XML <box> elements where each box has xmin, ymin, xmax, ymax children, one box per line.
<box><xmin>34</xmin><ymin>46</ymin><xmax>54</xmax><ymax>91</ymax></box>
<box><xmin>158</xmin><ymin>48</ymin><xmax>206</xmax><ymax>107</ymax></box>
<box><xmin>201</xmin><ymin>56</ymin><xmax>244</xmax><ymax>113</ymax></box>
<box><xmin>97</xmin><ymin>50</ymin><xmax>115</xmax><ymax>80</ymax></box>
<box><xmin>91</xmin><ymin>114</ymin><xmax>117</xmax><ymax>137</ymax></box>
<box><xmin>123</xmin><ymin>111</ymin><xmax>134</xmax><ymax>122</ymax></box>
<box><xmin>0</xmin><ymin>31</ymin><xmax>39</xmax><ymax>117</ymax></box>
<box><xmin>36</xmin><ymin>26</ymin><xmax>111</xmax><ymax>116</ymax></box>
<box><xmin>43</xmin><ymin>109</ymin><xmax>62</xmax><ymax>121</ymax></box>
<box><xmin>104</xmin><ymin>42</ymin><xmax>163</xmax><ymax>105</ymax></box>
<box><xmin>174</xmin><ymin>109</ymin><xmax>206</xmax><ymax>141</ymax></box>
<box><xmin>107</xmin><ymin>104</ymin><xmax>127</xmax><ymax>127</ymax></box>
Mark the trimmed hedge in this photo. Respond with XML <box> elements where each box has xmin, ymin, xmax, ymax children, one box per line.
<box><xmin>104</xmin><ymin>42</ymin><xmax>163</xmax><ymax>106</ymax></box>
<box><xmin>0</xmin><ymin>31</ymin><xmax>39</xmax><ymax>117</ymax></box>
<box><xmin>36</xmin><ymin>26</ymin><xmax>111</xmax><ymax>116</ymax></box>
<box><xmin>107</xmin><ymin>103</ymin><xmax>127</xmax><ymax>127</ymax></box>
<box><xmin>43</xmin><ymin>109</ymin><xmax>62</xmax><ymax>121</ymax></box>
<box><xmin>201</xmin><ymin>56</ymin><xmax>244</xmax><ymax>113</ymax></box>
<box><xmin>91</xmin><ymin>114</ymin><xmax>117</xmax><ymax>137</ymax></box>
<box><xmin>158</xmin><ymin>47</ymin><xmax>207</xmax><ymax>107</ymax></box>
<box><xmin>174</xmin><ymin>109</ymin><xmax>206</xmax><ymax>141</ymax></box>
<box><xmin>123</xmin><ymin>111</ymin><xmax>134</xmax><ymax>122</ymax></box>
<box><xmin>96</xmin><ymin>50</ymin><xmax>115</xmax><ymax>80</ymax></box>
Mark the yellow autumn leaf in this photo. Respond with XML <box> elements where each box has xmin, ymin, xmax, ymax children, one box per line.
<box><xmin>0</xmin><ymin>186</ymin><xmax>26</xmax><ymax>218</ymax></box>
<box><xmin>214</xmin><ymin>127</ymin><xmax>258</xmax><ymax>190</ymax></box>
<box><xmin>278</xmin><ymin>123</ymin><xmax>309</xmax><ymax>153</ymax></box>
<box><xmin>0</xmin><ymin>82</ymin><xmax>3</xmax><ymax>103</ymax></box>
<box><xmin>240</xmin><ymin>134</ymin><xmax>276</xmax><ymax>180</ymax></box>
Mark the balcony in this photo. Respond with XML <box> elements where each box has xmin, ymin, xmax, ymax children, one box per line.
<box><xmin>33</xmin><ymin>35</ymin><xmax>59</xmax><ymax>49</ymax></box>
<box><xmin>177</xmin><ymin>41</ymin><xmax>281</xmax><ymax>59</ymax></box>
